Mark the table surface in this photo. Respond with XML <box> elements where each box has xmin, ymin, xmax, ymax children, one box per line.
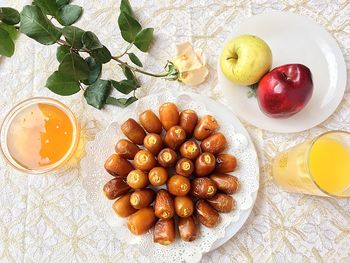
<box><xmin>0</xmin><ymin>0</ymin><xmax>349</xmax><ymax>262</ymax></box>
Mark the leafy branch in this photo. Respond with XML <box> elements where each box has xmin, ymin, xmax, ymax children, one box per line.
<box><xmin>0</xmin><ymin>0</ymin><xmax>179</xmax><ymax>109</ymax></box>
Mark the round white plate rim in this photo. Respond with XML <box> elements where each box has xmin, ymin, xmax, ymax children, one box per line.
<box><xmin>217</xmin><ymin>11</ymin><xmax>347</xmax><ymax>133</ymax></box>
<box><xmin>112</xmin><ymin>91</ymin><xmax>259</xmax><ymax>254</ymax></box>
<box><xmin>192</xmin><ymin>93</ymin><xmax>259</xmax><ymax>251</ymax></box>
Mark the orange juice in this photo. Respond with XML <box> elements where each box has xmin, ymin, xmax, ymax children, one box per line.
<box><xmin>1</xmin><ymin>98</ymin><xmax>79</xmax><ymax>173</ymax></box>
<box><xmin>272</xmin><ymin>131</ymin><xmax>350</xmax><ymax>197</ymax></box>
<box><xmin>309</xmin><ymin>137</ymin><xmax>350</xmax><ymax>195</ymax></box>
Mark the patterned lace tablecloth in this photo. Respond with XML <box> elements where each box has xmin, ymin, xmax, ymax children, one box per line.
<box><xmin>0</xmin><ymin>0</ymin><xmax>349</xmax><ymax>262</ymax></box>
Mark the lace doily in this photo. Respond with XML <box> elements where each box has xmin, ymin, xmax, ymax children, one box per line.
<box><xmin>81</xmin><ymin>92</ymin><xmax>259</xmax><ymax>263</ymax></box>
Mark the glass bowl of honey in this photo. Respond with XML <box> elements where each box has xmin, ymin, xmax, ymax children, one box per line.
<box><xmin>0</xmin><ymin>97</ymin><xmax>80</xmax><ymax>174</ymax></box>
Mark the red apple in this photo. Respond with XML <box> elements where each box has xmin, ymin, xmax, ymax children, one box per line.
<box><xmin>257</xmin><ymin>64</ymin><xmax>313</xmax><ymax>118</ymax></box>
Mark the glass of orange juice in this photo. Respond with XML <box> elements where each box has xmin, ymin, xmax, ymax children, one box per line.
<box><xmin>0</xmin><ymin>97</ymin><xmax>80</xmax><ymax>174</ymax></box>
<box><xmin>272</xmin><ymin>131</ymin><xmax>350</xmax><ymax>197</ymax></box>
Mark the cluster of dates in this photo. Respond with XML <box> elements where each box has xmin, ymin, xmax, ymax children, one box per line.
<box><xmin>103</xmin><ymin>102</ymin><xmax>240</xmax><ymax>245</ymax></box>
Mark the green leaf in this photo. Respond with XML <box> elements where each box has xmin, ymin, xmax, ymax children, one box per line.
<box><xmin>134</xmin><ymin>28</ymin><xmax>154</xmax><ymax>52</ymax></box>
<box><xmin>46</xmin><ymin>71</ymin><xmax>80</xmax><ymax>96</ymax></box>
<box><xmin>247</xmin><ymin>82</ymin><xmax>259</xmax><ymax>98</ymax></box>
<box><xmin>56</xmin><ymin>4</ymin><xmax>82</xmax><ymax>26</ymax></box>
<box><xmin>59</xmin><ymin>52</ymin><xmax>89</xmax><ymax>81</ymax></box>
<box><xmin>61</xmin><ymin>26</ymin><xmax>84</xmax><ymax>48</ymax></box>
<box><xmin>105</xmin><ymin>96</ymin><xmax>138</xmax><ymax>108</ymax></box>
<box><xmin>84</xmin><ymin>79</ymin><xmax>111</xmax><ymax>109</ymax></box>
<box><xmin>0</xmin><ymin>28</ymin><xmax>14</xmax><ymax>57</ymax></box>
<box><xmin>121</xmin><ymin>65</ymin><xmax>135</xmax><ymax>81</ymax></box>
<box><xmin>0</xmin><ymin>23</ymin><xmax>18</xmax><ymax>41</ymax></box>
<box><xmin>82</xmin><ymin>31</ymin><xmax>102</xmax><ymax>50</ymax></box>
<box><xmin>90</xmin><ymin>45</ymin><xmax>112</xmax><ymax>64</ymax></box>
<box><xmin>120</xmin><ymin>0</ymin><xmax>133</xmax><ymax>17</ymax></box>
<box><xmin>118</xmin><ymin>11</ymin><xmax>141</xmax><ymax>43</ymax></box>
<box><xmin>111</xmin><ymin>79</ymin><xmax>138</xmax><ymax>95</ymax></box>
<box><xmin>82</xmin><ymin>57</ymin><xmax>102</xmax><ymax>85</ymax></box>
<box><xmin>20</xmin><ymin>5</ymin><xmax>61</xmax><ymax>45</ymax></box>
<box><xmin>128</xmin><ymin>52</ymin><xmax>143</xmax><ymax>67</ymax></box>
<box><xmin>0</xmin><ymin>7</ymin><xmax>20</xmax><ymax>25</ymax></box>
<box><xmin>56</xmin><ymin>0</ymin><xmax>71</xmax><ymax>7</ymax></box>
<box><xmin>56</xmin><ymin>45</ymin><xmax>70</xmax><ymax>63</ymax></box>
<box><xmin>32</xmin><ymin>0</ymin><xmax>59</xmax><ymax>16</ymax></box>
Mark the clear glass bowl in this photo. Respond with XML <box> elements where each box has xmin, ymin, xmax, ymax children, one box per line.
<box><xmin>0</xmin><ymin>97</ymin><xmax>80</xmax><ymax>174</ymax></box>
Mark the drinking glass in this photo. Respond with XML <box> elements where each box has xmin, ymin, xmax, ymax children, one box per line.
<box><xmin>272</xmin><ymin>131</ymin><xmax>350</xmax><ymax>197</ymax></box>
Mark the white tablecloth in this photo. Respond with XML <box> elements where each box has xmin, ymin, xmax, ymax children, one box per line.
<box><xmin>0</xmin><ymin>0</ymin><xmax>349</xmax><ymax>262</ymax></box>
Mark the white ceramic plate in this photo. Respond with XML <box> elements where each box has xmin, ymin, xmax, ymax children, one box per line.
<box><xmin>81</xmin><ymin>91</ymin><xmax>259</xmax><ymax>262</ymax></box>
<box><xmin>218</xmin><ymin>11</ymin><xmax>347</xmax><ymax>133</ymax></box>
<box><xmin>197</xmin><ymin>94</ymin><xmax>259</xmax><ymax>251</ymax></box>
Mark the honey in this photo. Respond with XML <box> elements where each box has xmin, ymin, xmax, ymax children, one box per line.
<box><xmin>1</xmin><ymin>98</ymin><xmax>79</xmax><ymax>173</ymax></box>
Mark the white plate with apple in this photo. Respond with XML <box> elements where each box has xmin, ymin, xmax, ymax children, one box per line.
<box><xmin>218</xmin><ymin>11</ymin><xmax>347</xmax><ymax>133</ymax></box>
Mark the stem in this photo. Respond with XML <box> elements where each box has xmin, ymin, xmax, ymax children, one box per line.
<box><xmin>56</xmin><ymin>41</ymin><xmax>174</xmax><ymax>80</ymax></box>
<box><xmin>57</xmin><ymin>39</ymin><xmax>66</xmax><ymax>46</ymax></box>
<box><xmin>114</xmin><ymin>42</ymin><xmax>133</xmax><ymax>59</ymax></box>
<box><xmin>57</xmin><ymin>39</ymin><xmax>90</xmax><ymax>53</ymax></box>
<box><xmin>79</xmin><ymin>82</ymin><xmax>85</xmax><ymax>91</ymax></box>
<box><xmin>282</xmin><ymin>72</ymin><xmax>290</xmax><ymax>80</ymax></box>
<box><xmin>112</xmin><ymin>57</ymin><xmax>169</xmax><ymax>78</ymax></box>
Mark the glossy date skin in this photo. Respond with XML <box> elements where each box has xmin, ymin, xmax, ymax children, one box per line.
<box><xmin>155</xmin><ymin>190</ymin><xmax>175</xmax><ymax>219</ymax></box>
<box><xmin>195</xmin><ymin>152</ymin><xmax>216</xmax><ymax>177</ymax></box>
<box><xmin>128</xmin><ymin>207</ymin><xmax>156</xmax><ymax>235</ymax></box>
<box><xmin>133</xmin><ymin>150</ymin><xmax>157</xmax><ymax>172</ymax></box>
<box><xmin>207</xmin><ymin>193</ymin><xmax>235</xmax><ymax>213</ymax></box>
<box><xmin>179</xmin><ymin>109</ymin><xmax>198</xmax><ymax>136</ymax></box>
<box><xmin>193</xmin><ymin>115</ymin><xmax>218</xmax><ymax>141</ymax></box>
<box><xmin>127</xmin><ymin>169</ymin><xmax>149</xmax><ymax>189</ymax></box>
<box><xmin>174</xmin><ymin>196</ymin><xmax>194</xmax><ymax>218</ymax></box>
<box><xmin>159</xmin><ymin>102</ymin><xmax>179</xmax><ymax>131</ymax></box>
<box><xmin>195</xmin><ymin>200</ymin><xmax>220</xmax><ymax>228</ymax></box>
<box><xmin>180</xmin><ymin>140</ymin><xmax>200</xmax><ymax>160</ymax></box>
<box><xmin>148</xmin><ymin>167</ymin><xmax>168</xmax><ymax>186</ymax></box>
<box><xmin>164</xmin><ymin>126</ymin><xmax>186</xmax><ymax>150</ymax></box>
<box><xmin>175</xmin><ymin>158</ymin><xmax>194</xmax><ymax>177</ymax></box>
<box><xmin>154</xmin><ymin>218</ymin><xmax>176</xmax><ymax>245</ymax></box>
<box><xmin>190</xmin><ymin>177</ymin><xmax>217</xmax><ymax>199</ymax></box>
<box><xmin>130</xmin><ymin>189</ymin><xmax>155</xmax><ymax>209</ymax></box>
<box><xmin>215</xmin><ymin>154</ymin><xmax>237</xmax><ymax>173</ymax></box>
<box><xmin>158</xmin><ymin>148</ymin><xmax>177</xmax><ymax>168</ymax></box>
<box><xmin>103</xmin><ymin>177</ymin><xmax>130</xmax><ymax>200</ymax></box>
<box><xmin>112</xmin><ymin>193</ymin><xmax>137</xmax><ymax>217</ymax></box>
<box><xmin>139</xmin><ymin>110</ymin><xmax>162</xmax><ymax>134</ymax></box>
<box><xmin>104</xmin><ymin>154</ymin><xmax>133</xmax><ymax>177</ymax></box>
<box><xmin>210</xmin><ymin>174</ymin><xmax>239</xmax><ymax>194</ymax></box>
<box><xmin>144</xmin><ymin>133</ymin><xmax>164</xmax><ymax>155</ymax></box>
<box><xmin>178</xmin><ymin>216</ymin><xmax>198</xmax><ymax>242</ymax></box>
<box><xmin>121</xmin><ymin>118</ymin><xmax>146</xmax><ymax>145</ymax></box>
<box><xmin>167</xmin><ymin>175</ymin><xmax>191</xmax><ymax>197</ymax></box>
<box><xmin>200</xmin><ymin>133</ymin><xmax>227</xmax><ymax>155</ymax></box>
<box><xmin>115</xmin><ymin>139</ymin><xmax>139</xmax><ymax>160</ymax></box>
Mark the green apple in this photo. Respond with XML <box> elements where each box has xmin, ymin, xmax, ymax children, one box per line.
<box><xmin>220</xmin><ymin>35</ymin><xmax>272</xmax><ymax>86</ymax></box>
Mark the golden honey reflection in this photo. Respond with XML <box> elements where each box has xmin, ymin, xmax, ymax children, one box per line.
<box><xmin>7</xmin><ymin>103</ymin><xmax>74</xmax><ymax>170</ymax></box>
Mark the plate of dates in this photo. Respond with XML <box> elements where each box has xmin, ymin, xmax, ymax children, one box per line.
<box><xmin>81</xmin><ymin>91</ymin><xmax>259</xmax><ymax>262</ymax></box>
